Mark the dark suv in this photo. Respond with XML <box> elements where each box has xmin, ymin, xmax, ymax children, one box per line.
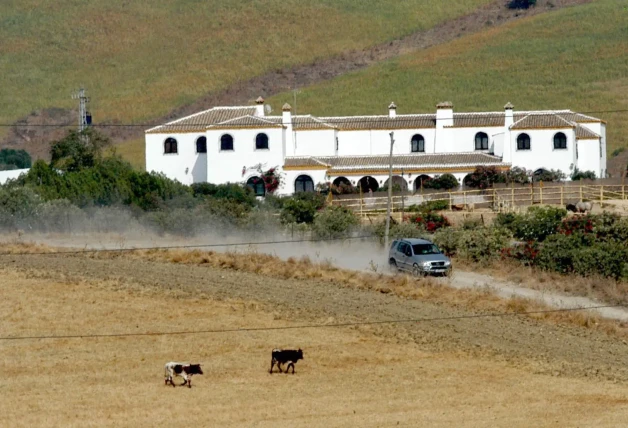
<box><xmin>388</xmin><ymin>238</ymin><xmax>452</xmax><ymax>277</ymax></box>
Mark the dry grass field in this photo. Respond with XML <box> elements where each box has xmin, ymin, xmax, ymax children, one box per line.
<box><xmin>2</xmin><ymin>267</ymin><xmax>628</xmax><ymax>427</ymax></box>
<box><xmin>3</xmin><ymin>239</ymin><xmax>628</xmax><ymax>426</ymax></box>
<box><xmin>269</xmin><ymin>0</ymin><xmax>628</xmax><ymax>152</ymax></box>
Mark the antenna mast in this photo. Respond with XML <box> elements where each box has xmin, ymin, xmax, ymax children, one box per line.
<box><xmin>72</xmin><ymin>87</ymin><xmax>91</xmax><ymax>132</ymax></box>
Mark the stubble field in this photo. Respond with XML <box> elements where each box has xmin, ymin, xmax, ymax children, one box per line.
<box><xmin>2</xmin><ymin>249</ymin><xmax>628</xmax><ymax>427</ymax></box>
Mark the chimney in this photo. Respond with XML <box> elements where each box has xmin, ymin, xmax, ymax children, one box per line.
<box><xmin>282</xmin><ymin>103</ymin><xmax>294</xmax><ymax>157</ymax></box>
<box><xmin>436</xmin><ymin>101</ymin><xmax>454</xmax><ymax>129</ymax></box>
<box><xmin>388</xmin><ymin>102</ymin><xmax>397</xmax><ymax>118</ymax></box>
<box><xmin>504</xmin><ymin>102</ymin><xmax>514</xmax><ymax>128</ymax></box>
<box><xmin>255</xmin><ymin>96</ymin><xmax>265</xmax><ymax>116</ymax></box>
<box><xmin>282</xmin><ymin>103</ymin><xmax>292</xmax><ymax>125</ymax></box>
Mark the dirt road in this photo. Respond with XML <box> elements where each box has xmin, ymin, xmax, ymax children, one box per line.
<box><xmin>4</xmin><ymin>251</ymin><xmax>628</xmax><ymax>382</ymax></box>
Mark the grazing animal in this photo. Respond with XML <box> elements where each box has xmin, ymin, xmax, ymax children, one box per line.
<box><xmin>566</xmin><ymin>203</ymin><xmax>578</xmax><ymax>213</ymax></box>
<box><xmin>576</xmin><ymin>201</ymin><xmax>592</xmax><ymax>214</ymax></box>
<box><xmin>164</xmin><ymin>362</ymin><xmax>203</xmax><ymax>388</ymax></box>
<box><xmin>269</xmin><ymin>348</ymin><xmax>303</xmax><ymax>374</ymax></box>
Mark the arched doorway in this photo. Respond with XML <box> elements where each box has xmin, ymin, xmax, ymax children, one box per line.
<box><xmin>294</xmin><ymin>175</ymin><xmax>314</xmax><ymax>193</ymax></box>
<box><xmin>332</xmin><ymin>176</ymin><xmax>351</xmax><ymax>187</ymax></box>
<box><xmin>358</xmin><ymin>176</ymin><xmax>379</xmax><ymax>193</ymax></box>
<box><xmin>414</xmin><ymin>174</ymin><xmax>432</xmax><ymax>191</ymax></box>
<box><xmin>246</xmin><ymin>176</ymin><xmax>265</xmax><ymax>197</ymax></box>
<box><xmin>383</xmin><ymin>175</ymin><xmax>408</xmax><ymax>192</ymax></box>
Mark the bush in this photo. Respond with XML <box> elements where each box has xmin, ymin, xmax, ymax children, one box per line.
<box><xmin>372</xmin><ymin>221</ymin><xmax>426</xmax><ymax>244</ymax></box>
<box><xmin>498</xmin><ymin>206</ymin><xmax>566</xmax><ymax>242</ymax></box>
<box><xmin>456</xmin><ymin>227</ymin><xmax>512</xmax><ymax>262</ymax></box>
<box><xmin>0</xmin><ymin>186</ymin><xmax>42</xmax><ymax>229</ymax></box>
<box><xmin>432</xmin><ymin>227</ymin><xmax>462</xmax><ymax>257</ymax></box>
<box><xmin>191</xmin><ymin>182</ymin><xmax>256</xmax><ymax>207</ymax></box>
<box><xmin>406</xmin><ymin>199</ymin><xmax>449</xmax><ymax>213</ymax></box>
<box><xmin>35</xmin><ymin>199</ymin><xmax>88</xmax><ymax>233</ymax></box>
<box><xmin>532</xmin><ymin>169</ymin><xmax>566</xmax><ymax>183</ymax></box>
<box><xmin>610</xmin><ymin>147</ymin><xmax>625</xmax><ymax>158</ymax></box>
<box><xmin>280</xmin><ymin>192</ymin><xmax>326</xmax><ymax>224</ymax></box>
<box><xmin>312</xmin><ymin>205</ymin><xmax>359</xmax><ymax>239</ymax></box>
<box><xmin>405</xmin><ymin>211</ymin><xmax>450</xmax><ymax>232</ymax></box>
<box><xmin>504</xmin><ymin>166</ymin><xmax>530</xmax><ymax>184</ymax></box>
<box><xmin>570</xmin><ymin>168</ymin><xmax>596</xmax><ymax>181</ymax></box>
<box><xmin>423</xmin><ymin>173</ymin><xmax>459</xmax><ymax>190</ymax></box>
<box><xmin>463</xmin><ymin>166</ymin><xmax>505</xmax><ymax>189</ymax></box>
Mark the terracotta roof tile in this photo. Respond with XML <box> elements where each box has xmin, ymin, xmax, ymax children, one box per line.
<box><xmin>510</xmin><ymin>113</ymin><xmax>575</xmax><ymax>130</ymax></box>
<box><xmin>575</xmin><ymin>124</ymin><xmax>601</xmax><ymax>140</ymax></box>
<box><xmin>556</xmin><ymin>112</ymin><xmax>602</xmax><ymax>123</ymax></box>
<box><xmin>146</xmin><ymin>107</ymin><xmax>257</xmax><ymax>133</ymax></box>
<box><xmin>449</xmin><ymin>112</ymin><xmax>506</xmax><ymax>127</ymax></box>
<box><xmin>284</xmin><ymin>153</ymin><xmax>507</xmax><ymax>172</ymax></box>
<box><xmin>208</xmin><ymin>115</ymin><xmax>284</xmax><ymax>129</ymax></box>
<box><xmin>321</xmin><ymin>115</ymin><xmax>437</xmax><ymax>130</ymax></box>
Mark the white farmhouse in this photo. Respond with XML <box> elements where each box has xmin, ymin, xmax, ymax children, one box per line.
<box><xmin>145</xmin><ymin>98</ymin><xmax>607</xmax><ymax>196</ymax></box>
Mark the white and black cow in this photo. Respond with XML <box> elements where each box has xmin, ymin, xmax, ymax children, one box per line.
<box><xmin>269</xmin><ymin>348</ymin><xmax>303</xmax><ymax>374</ymax></box>
<box><xmin>164</xmin><ymin>362</ymin><xmax>203</xmax><ymax>388</ymax></box>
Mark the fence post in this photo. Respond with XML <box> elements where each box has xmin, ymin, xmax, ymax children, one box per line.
<box><xmin>511</xmin><ymin>184</ymin><xmax>514</xmax><ymax>207</ymax></box>
<box><xmin>623</xmin><ymin>184</ymin><xmax>625</xmax><ymax>200</ymax></box>
<box><xmin>579</xmin><ymin>185</ymin><xmax>583</xmax><ymax>201</ymax></box>
<box><xmin>560</xmin><ymin>186</ymin><xmax>564</xmax><ymax>206</ymax></box>
<box><xmin>464</xmin><ymin>191</ymin><xmax>467</xmax><ymax>208</ymax></box>
<box><xmin>530</xmin><ymin>184</ymin><xmax>534</xmax><ymax>205</ymax></box>
<box><xmin>600</xmin><ymin>185</ymin><xmax>604</xmax><ymax>208</ymax></box>
<box><xmin>448</xmin><ymin>191</ymin><xmax>453</xmax><ymax>211</ymax></box>
<box><xmin>540</xmin><ymin>185</ymin><xmax>543</xmax><ymax>204</ymax></box>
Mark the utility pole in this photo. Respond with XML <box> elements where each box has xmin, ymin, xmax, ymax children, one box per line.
<box><xmin>384</xmin><ymin>131</ymin><xmax>395</xmax><ymax>251</ymax></box>
<box><xmin>72</xmin><ymin>87</ymin><xmax>91</xmax><ymax>132</ymax></box>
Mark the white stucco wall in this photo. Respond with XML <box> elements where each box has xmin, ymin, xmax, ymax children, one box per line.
<box><xmin>145</xmin><ymin>133</ymin><xmax>207</xmax><ymax>185</ymax></box>
<box><xmin>0</xmin><ymin>168</ymin><xmax>30</xmax><ymax>185</ymax></box>
<box><xmin>509</xmin><ymin>128</ymin><xmax>575</xmax><ymax>176</ymax></box>
<box><xmin>205</xmin><ymin>127</ymin><xmax>285</xmax><ymax>188</ymax></box>
<box><xmin>576</xmin><ymin>139</ymin><xmax>603</xmax><ymax>178</ymax></box>
<box><xmin>294</xmin><ymin>130</ymin><xmax>336</xmax><ymax>156</ymax></box>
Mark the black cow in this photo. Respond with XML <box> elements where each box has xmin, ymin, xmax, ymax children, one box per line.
<box><xmin>269</xmin><ymin>348</ymin><xmax>303</xmax><ymax>374</ymax></box>
<box><xmin>164</xmin><ymin>362</ymin><xmax>203</xmax><ymax>388</ymax></box>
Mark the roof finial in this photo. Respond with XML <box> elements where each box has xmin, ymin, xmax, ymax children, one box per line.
<box><xmin>504</xmin><ymin>102</ymin><xmax>514</xmax><ymax>110</ymax></box>
<box><xmin>256</xmin><ymin>96</ymin><xmax>265</xmax><ymax>105</ymax></box>
<box><xmin>282</xmin><ymin>103</ymin><xmax>292</xmax><ymax>111</ymax></box>
<box><xmin>436</xmin><ymin>101</ymin><xmax>453</xmax><ymax>109</ymax></box>
<box><xmin>388</xmin><ymin>102</ymin><xmax>397</xmax><ymax>110</ymax></box>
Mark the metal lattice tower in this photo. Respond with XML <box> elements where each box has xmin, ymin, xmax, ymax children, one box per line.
<box><xmin>72</xmin><ymin>87</ymin><xmax>90</xmax><ymax>132</ymax></box>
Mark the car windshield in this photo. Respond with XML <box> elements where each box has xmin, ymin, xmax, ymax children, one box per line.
<box><xmin>411</xmin><ymin>244</ymin><xmax>441</xmax><ymax>255</ymax></box>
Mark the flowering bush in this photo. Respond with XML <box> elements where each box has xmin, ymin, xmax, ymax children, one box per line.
<box><xmin>559</xmin><ymin>215</ymin><xmax>594</xmax><ymax>236</ymax></box>
<box><xmin>257</xmin><ymin>166</ymin><xmax>284</xmax><ymax>194</ymax></box>
<box><xmin>405</xmin><ymin>211</ymin><xmax>450</xmax><ymax>232</ymax></box>
<box><xmin>500</xmin><ymin>241</ymin><xmax>539</xmax><ymax>266</ymax></box>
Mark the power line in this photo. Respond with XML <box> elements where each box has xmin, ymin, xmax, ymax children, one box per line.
<box><xmin>1</xmin><ymin>109</ymin><xmax>627</xmax><ymax>128</ymax></box>
<box><xmin>0</xmin><ymin>234</ymin><xmax>378</xmax><ymax>257</ymax></box>
<box><xmin>0</xmin><ymin>303</ymin><xmax>623</xmax><ymax>342</ymax></box>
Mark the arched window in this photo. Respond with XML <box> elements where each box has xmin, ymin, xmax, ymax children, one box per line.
<box><xmin>414</xmin><ymin>175</ymin><xmax>432</xmax><ymax>191</ymax></box>
<box><xmin>255</xmin><ymin>133</ymin><xmax>269</xmax><ymax>150</ymax></box>
<box><xmin>220</xmin><ymin>134</ymin><xmax>234</xmax><ymax>151</ymax></box>
<box><xmin>411</xmin><ymin>134</ymin><xmax>425</xmax><ymax>153</ymax></box>
<box><xmin>164</xmin><ymin>137</ymin><xmax>178</xmax><ymax>154</ymax></box>
<box><xmin>554</xmin><ymin>132</ymin><xmax>567</xmax><ymax>149</ymax></box>
<box><xmin>474</xmin><ymin>132</ymin><xmax>489</xmax><ymax>150</ymax></box>
<box><xmin>196</xmin><ymin>136</ymin><xmax>207</xmax><ymax>153</ymax></box>
<box><xmin>246</xmin><ymin>176</ymin><xmax>265</xmax><ymax>197</ymax></box>
<box><xmin>295</xmin><ymin>175</ymin><xmax>314</xmax><ymax>193</ymax></box>
<box><xmin>517</xmin><ymin>133</ymin><xmax>531</xmax><ymax>150</ymax></box>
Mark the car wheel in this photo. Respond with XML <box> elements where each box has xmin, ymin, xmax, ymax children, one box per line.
<box><xmin>389</xmin><ymin>258</ymin><xmax>398</xmax><ymax>272</ymax></box>
<box><xmin>412</xmin><ymin>264</ymin><xmax>425</xmax><ymax>278</ymax></box>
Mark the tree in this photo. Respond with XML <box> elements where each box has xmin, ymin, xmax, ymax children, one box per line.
<box><xmin>0</xmin><ymin>149</ymin><xmax>32</xmax><ymax>170</ymax></box>
<box><xmin>50</xmin><ymin>128</ymin><xmax>110</xmax><ymax>172</ymax></box>
<box><xmin>280</xmin><ymin>192</ymin><xmax>326</xmax><ymax>224</ymax></box>
<box><xmin>423</xmin><ymin>173</ymin><xmax>459</xmax><ymax>190</ymax></box>
<box><xmin>312</xmin><ymin>205</ymin><xmax>359</xmax><ymax>239</ymax></box>
<box><xmin>463</xmin><ymin>166</ymin><xmax>505</xmax><ymax>189</ymax></box>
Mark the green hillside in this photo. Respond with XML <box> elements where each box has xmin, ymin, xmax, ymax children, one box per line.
<box><xmin>269</xmin><ymin>0</ymin><xmax>628</xmax><ymax>152</ymax></box>
<box><xmin>0</xmin><ymin>0</ymin><xmax>492</xmax><ymax>133</ymax></box>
